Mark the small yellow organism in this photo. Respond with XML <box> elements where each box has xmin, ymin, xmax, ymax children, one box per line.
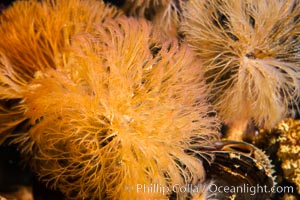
<box><xmin>277</xmin><ymin>119</ymin><xmax>300</xmax><ymax>194</ymax></box>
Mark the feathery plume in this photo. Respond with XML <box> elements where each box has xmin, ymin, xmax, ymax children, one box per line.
<box><xmin>0</xmin><ymin>1</ymin><xmax>220</xmax><ymax>198</ymax></box>
<box><xmin>13</xmin><ymin>18</ymin><xmax>219</xmax><ymax>199</ymax></box>
<box><xmin>0</xmin><ymin>0</ymin><xmax>121</xmax><ymax>78</ymax></box>
<box><xmin>122</xmin><ymin>0</ymin><xmax>185</xmax><ymax>37</ymax></box>
<box><xmin>0</xmin><ymin>0</ymin><xmax>122</xmax><ymax>142</ymax></box>
<box><xmin>180</xmin><ymin>0</ymin><xmax>300</xmax><ymax>139</ymax></box>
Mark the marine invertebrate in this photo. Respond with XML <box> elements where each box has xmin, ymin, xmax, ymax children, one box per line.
<box><xmin>0</xmin><ymin>0</ymin><xmax>122</xmax><ymax>142</ymax></box>
<box><xmin>277</xmin><ymin>119</ymin><xmax>300</xmax><ymax>194</ymax></box>
<box><xmin>0</xmin><ymin>1</ymin><xmax>220</xmax><ymax>199</ymax></box>
<box><xmin>201</xmin><ymin>140</ymin><xmax>275</xmax><ymax>199</ymax></box>
<box><xmin>180</xmin><ymin>0</ymin><xmax>300</xmax><ymax>140</ymax></box>
<box><xmin>122</xmin><ymin>0</ymin><xmax>184</xmax><ymax>37</ymax></box>
<box><xmin>251</xmin><ymin>118</ymin><xmax>300</xmax><ymax>199</ymax></box>
<box><xmin>0</xmin><ymin>0</ymin><xmax>121</xmax><ymax>77</ymax></box>
<box><xmin>13</xmin><ymin>19</ymin><xmax>219</xmax><ymax>199</ymax></box>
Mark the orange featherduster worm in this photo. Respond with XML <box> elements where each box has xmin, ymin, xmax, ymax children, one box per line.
<box><xmin>0</xmin><ymin>0</ymin><xmax>121</xmax><ymax>76</ymax></box>
<box><xmin>0</xmin><ymin>0</ymin><xmax>122</xmax><ymax>142</ymax></box>
<box><xmin>180</xmin><ymin>0</ymin><xmax>300</xmax><ymax>140</ymax></box>
<box><xmin>122</xmin><ymin>0</ymin><xmax>184</xmax><ymax>37</ymax></box>
<box><xmin>0</xmin><ymin>1</ymin><xmax>220</xmax><ymax>199</ymax></box>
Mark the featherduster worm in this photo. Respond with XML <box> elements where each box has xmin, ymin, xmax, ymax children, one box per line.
<box><xmin>122</xmin><ymin>0</ymin><xmax>185</xmax><ymax>37</ymax></box>
<box><xmin>180</xmin><ymin>0</ymin><xmax>300</xmax><ymax>140</ymax></box>
<box><xmin>0</xmin><ymin>0</ymin><xmax>122</xmax><ymax>143</ymax></box>
<box><xmin>0</xmin><ymin>0</ymin><xmax>220</xmax><ymax>199</ymax></box>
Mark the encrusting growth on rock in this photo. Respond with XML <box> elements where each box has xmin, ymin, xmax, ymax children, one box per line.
<box><xmin>277</xmin><ymin>119</ymin><xmax>300</xmax><ymax>194</ymax></box>
<box><xmin>180</xmin><ymin>0</ymin><xmax>300</xmax><ymax>140</ymax></box>
<box><xmin>0</xmin><ymin>0</ymin><xmax>220</xmax><ymax>199</ymax></box>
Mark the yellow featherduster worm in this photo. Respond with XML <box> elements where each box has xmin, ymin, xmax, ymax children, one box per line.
<box><xmin>3</xmin><ymin>17</ymin><xmax>219</xmax><ymax>199</ymax></box>
<box><xmin>0</xmin><ymin>1</ymin><xmax>220</xmax><ymax>199</ymax></box>
<box><xmin>180</xmin><ymin>0</ymin><xmax>300</xmax><ymax>140</ymax></box>
<box><xmin>122</xmin><ymin>0</ymin><xmax>184</xmax><ymax>37</ymax></box>
<box><xmin>0</xmin><ymin>0</ymin><xmax>122</xmax><ymax>142</ymax></box>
